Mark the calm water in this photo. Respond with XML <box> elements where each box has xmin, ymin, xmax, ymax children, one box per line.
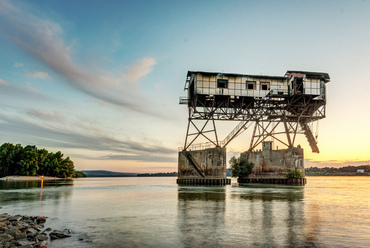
<box><xmin>0</xmin><ymin>177</ymin><xmax>369</xmax><ymax>248</ymax></box>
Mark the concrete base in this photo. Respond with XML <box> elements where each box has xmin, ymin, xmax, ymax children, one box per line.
<box><xmin>177</xmin><ymin>178</ymin><xmax>231</xmax><ymax>185</ymax></box>
<box><xmin>238</xmin><ymin>177</ymin><xmax>306</xmax><ymax>185</ymax></box>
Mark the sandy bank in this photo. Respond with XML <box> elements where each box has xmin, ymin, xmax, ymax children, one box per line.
<box><xmin>0</xmin><ymin>176</ymin><xmax>70</xmax><ymax>181</ymax></box>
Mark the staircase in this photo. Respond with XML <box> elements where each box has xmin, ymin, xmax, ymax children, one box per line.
<box><xmin>301</xmin><ymin>122</ymin><xmax>319</xmax><ymax>153</ymax></box>
<box><xmin>220</xmin><ymin>120</ymin><xmax>250</xmax><ymax>147</ymax></box>
<box><xmin>183</xmin><ymin>151</ymin><xmax>205</xmax><ymax>178</ymax></box>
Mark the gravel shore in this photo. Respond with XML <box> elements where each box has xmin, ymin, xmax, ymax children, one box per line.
<box><xmin>0</xmin><ymin>214</ymin><xmax>71</xmax><ymax>248</ymax></box>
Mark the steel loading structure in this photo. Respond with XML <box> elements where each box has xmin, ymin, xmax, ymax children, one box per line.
<box><xmin>177</xmin><ymin>70</ymin><xmax>330</xmax><ymax>185</ymax></box>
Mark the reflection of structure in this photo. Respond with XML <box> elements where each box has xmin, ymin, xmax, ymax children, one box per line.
<box><xmin>178</xmin><ymin>70</ymin><xmax>330</xmax><ymax>185</ymax></box>
<box><xmin>177</xmin><ymin>188</ymin><xmax>226</xmax><ymax>246</ymax></box>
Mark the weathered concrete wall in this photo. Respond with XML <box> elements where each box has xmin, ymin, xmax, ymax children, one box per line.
<box><xmin>178</xmin><ymin>147</ymin><xmax>226</xmax><ymax>179</ymax></box>
<box><xmin>241</xmin><ymin>144</ymin><xmax>304</xmax><ymax>179</ymax></box>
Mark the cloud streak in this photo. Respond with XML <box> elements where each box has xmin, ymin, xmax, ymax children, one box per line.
<box><xmin>0</xmin><ymin>78</ymin><xmax>8</xmax><ymax>85</ymax></box>
<box><xmin>25</xmin><ymin>71</ymin><xmax>50</xmax><ymax>79</ymax></box>
<box><xmin>0</xmin><ymin>111</ymin><xmax>176</xmax><ymax>163</ymax></box>
<box><xmin>0</xmin><ymin>0</ymin><xmax>156</xmax><ymax>113</ymax></box>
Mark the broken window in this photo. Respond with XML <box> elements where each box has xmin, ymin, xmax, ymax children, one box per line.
<box><xmin>217</xmin><ymin>79</ymin><xmax>228</xmax><ymax>88</ymax></box>
<box><xmin>260</xmin><ymin>82</ymin><xmax>270</xmax><ymax>91</ymax></box>
<box><xmin>246</xmin><ymin>81</ymin><xmax>256</xmax><ymax>90</ymax></box>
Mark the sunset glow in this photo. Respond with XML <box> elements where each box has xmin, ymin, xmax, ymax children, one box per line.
<box><xmin>0</xmin><ymin>0</ymin><xmax>369</xmax><ymax>172</ymax></box>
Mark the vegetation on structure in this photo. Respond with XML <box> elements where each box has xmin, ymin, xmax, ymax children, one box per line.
<box><xmin>305</xmin><ymin>165</ymin><xmax>370</xmax><ymax>176</ymax></box>
<box><xmin>285</xmin><ymin>168</ymin><xmax>304</xmax><ymax>179</ymax></box>
<box><xmin>0</xmin><ymin>142</ymin><xmax>84</xmax><ymax>178</ymax></box>
<box><xmin>229</xmin><ymin>156</ymin><xmax>254</xmax><ymax>178</ymax></box>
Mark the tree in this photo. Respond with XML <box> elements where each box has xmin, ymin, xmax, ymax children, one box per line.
<box><xmin>0</xmin><ymin>142</ymin><xmax>76</xmax><ymax>178</ymax></box>
<box><xmin>229</xmin><ymin>156</ymin><xmax>254</xmax><ymax>178</ymax></box>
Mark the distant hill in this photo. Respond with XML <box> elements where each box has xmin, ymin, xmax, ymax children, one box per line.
<box><xmin>81</xmin><ymin>170</ymin><xmax>137</xmax><ymax>177</ymax></box>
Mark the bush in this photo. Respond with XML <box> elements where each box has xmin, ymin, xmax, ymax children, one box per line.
<box><xmin>285</xmin><ymin>168</ymin><xmax>304</xmax><ymax>179</ymax></box>
<box><xmin>229</xmin><ymin>156</ymin><xmax>254</xmax><ymax>178</ymax></box>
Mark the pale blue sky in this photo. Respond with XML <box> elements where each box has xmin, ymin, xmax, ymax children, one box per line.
<box><xmin>0</xmin><ymin>0</ymin><xmax>369</xmax><ymax>172</ymax></box>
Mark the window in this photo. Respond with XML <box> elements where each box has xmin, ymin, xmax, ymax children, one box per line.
<box><xmin>260</xmin><ymin>82</ymin><xmax>270</xmax><ymax>91</ymax></box>
<box><xmin>246</xmin><ymin>81</ymin><xmax>256</xmax><ymax>90</ymax></box>
<box><xmin>217</xmin><ymin>79</ymin><xmax>228</xmax><ymax>88</ymax></box>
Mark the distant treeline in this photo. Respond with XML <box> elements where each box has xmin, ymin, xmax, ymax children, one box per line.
<box><xmin>305</xmin><ymin>165</ymin><xmax>370</xmax><ymax>176</ymax></box>
<box><xmin>137</xmin><ymin>172</ymin><xmax>178</xmax><ymax>177</ymax></box>
<box><xmin>0</xmin><ymin>143</ymin><xmax>86</xmax><ymax>178</ymax></box>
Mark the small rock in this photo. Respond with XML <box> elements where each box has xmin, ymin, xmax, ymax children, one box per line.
<box><xmin>8</xmin><ymin>215</ymin><xmax>22</xmax><ymax>222</ymax></box>
<box><xmin>50</xmin><ymin>230</ymin><xmax>71</xmax><ymax>240</ymax></box>
<box><xmin>15</xmin><ymin>231</ymin><xmax>27</xmax><ymax>240</ymax></box>
<box><xmin>44</xmin><ymin>227</ymin><xmax>52</xmax><ymax>232</ymax></box>
<box><xmin>4</xmin><ymin>228</ymin><xmax>21</xmax><ymax>237</ymax></box>
<box><xmin>37</xmin><ymin>240</ymin><xmax>47</xmax><ymax>248</ymax></box>
<box><xmin>26</xmin><ymin>228</ymin><xmax>39</xmax><ymax>236</ymax></box>
<box><xmin>0</xmin><ymin>233</ymin><xmax>14</xmax><ymax>242</ymax></box>
<box><xmin>34</xmin><ymin>234</ymin><xmax>46</xmax><ymax>241</ymax></box>
<box><xmin>16</xmin><ymin>239</ymin><xmax>33</xmax><ymax>246</ymax></box>
<box><xmin>36</xmin><ymin>217</ymin><xmax>46</xmax><ymax>224</ymax></box>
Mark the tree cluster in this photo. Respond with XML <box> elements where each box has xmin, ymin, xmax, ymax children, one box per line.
<box><xmin>0</xmin><ymin>143</ymin><xmax>76</xmax><ymax>178</ymax></box>
<box><xmin>229</xmin><ymin>156</ymin><xmax>254</xmax><ymax>178</ymax></box>
<box><xmin>305</xmin><ymin>165</ymin><xmax>370</xmax><ymax>176</ymax></box>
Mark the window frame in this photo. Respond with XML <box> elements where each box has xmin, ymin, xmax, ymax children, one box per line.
<box><xmin>246</xmin><ymin>81</ymin><xmax>256</xmax><ymax>90</ymax></box>
<box><xmin>260</xmin><ymin>82</ymin><xmax>270</xmax><ymax>91</ymax></box>
<box><xmin>217</xmin><ymin>79</ymin><xmax>228</xmax><ymax>88</ymax></box>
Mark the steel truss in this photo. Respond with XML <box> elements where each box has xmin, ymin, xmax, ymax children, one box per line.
<box><xmin>182</xmin><ymin>92</ymin><xmax>325</xmax><ymax>153</ymax></box>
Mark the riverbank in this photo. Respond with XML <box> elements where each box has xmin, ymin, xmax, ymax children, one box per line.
<box><xmin>0</xmin><ymin>176</ymin><xmax>69</xmax><ymax>181</ymax></box>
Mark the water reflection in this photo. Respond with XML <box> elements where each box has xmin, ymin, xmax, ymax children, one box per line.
<box><xmin>177</xmin><ymin>185</ymin><xmax>322</xmax><ymax>247</ymax></box>
<box><xmin>178</xmin><ymin>186</ymin><xmax>227</xmax><ymax>247</ymax></box>
<box><xmin>0</xmin><ymin>179</ymin><xmax>74</xmax><ymax>206</ymax></box>
<box><xmin>231</xmin><ymin>185</ymin><xmax>321</xmax><ymax>247</ymax></box>
<box><xmin>0</xmin><ymin>179</ymin><xmax>73</xmax><ymax>190</ymax></box>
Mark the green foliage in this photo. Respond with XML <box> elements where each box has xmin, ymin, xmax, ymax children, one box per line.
<box><xmin>229</xmin><ymin>156</ymin><xmax>254</xmax><ymax>178</ymax></box>
<box><xmin>285</xmin><ymin>168</ymin><xmax>304</xmax><ymax>179</ymax></box>
<box><xmin>0</xmin><ymin>143</ymin><xmax>76</xmax><ymax>178</ymax></box>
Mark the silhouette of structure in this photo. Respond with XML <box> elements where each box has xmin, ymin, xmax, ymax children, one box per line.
<box><xmin>177</xmin><ymin>70</ymin><xmax>330</xmax><ymax>185</ymax></box>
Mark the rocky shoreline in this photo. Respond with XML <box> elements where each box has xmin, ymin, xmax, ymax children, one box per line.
<box><xmin>0</xmin><ymin>214</ymin><xmax>71</xmax><ymax>248</ymax></box>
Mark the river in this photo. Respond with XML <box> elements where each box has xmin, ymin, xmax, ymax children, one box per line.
<box><xmin>0</xmin><ymin>176</ymin><xmax>369</xmax><ymax>247</ymax></box>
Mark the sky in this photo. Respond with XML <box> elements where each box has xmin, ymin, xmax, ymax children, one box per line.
<box><xmin>0</xmin><ymin>0</ymin><xmax>369</xmax><ymax>173</ymax></box>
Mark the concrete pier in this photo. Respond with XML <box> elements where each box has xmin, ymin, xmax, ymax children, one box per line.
<box><xmin>177</xmin><ymin>147</ymin><xmax>230</xmax><ymax>185</ymax></box>
<box><xmin>177</xmin><ymin>178</ymin><xmax>231</xmax><ymax>185</ymax></box>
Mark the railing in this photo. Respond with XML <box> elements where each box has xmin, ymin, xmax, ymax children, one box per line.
<box><xmin>179</xmin><ymin>97</ymin><xmax>189</xmax><ymax>104</ymax></box>
<box><xmin>178</xmin><ymin>141</ymin><xmax>217</xmax><ymax>152</ymax></box>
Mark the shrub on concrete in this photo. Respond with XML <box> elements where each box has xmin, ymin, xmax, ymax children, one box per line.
<box><xmin>229</xmin><ymin>156</ymin><xmax>254</xmax><ymax>178</ymax></box>
<box><xmin>285</xmin><ymin>168</ymin><xmax>304</xmax><ymax>179</ymax></box>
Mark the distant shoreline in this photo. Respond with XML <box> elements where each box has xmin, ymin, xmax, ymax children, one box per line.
<box><xmin>0</xmin><ymin>176</ymin><xmax>70</xmax><ymax>181</ymax></box>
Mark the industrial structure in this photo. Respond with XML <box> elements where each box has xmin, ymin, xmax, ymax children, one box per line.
<box><xmin>177</xmin><ymin>70</ymin><xmax>330</xmax><ymax>185</ymax></box>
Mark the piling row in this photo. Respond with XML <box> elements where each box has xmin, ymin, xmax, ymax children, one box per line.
<box><xmin>237</xmin><ymin>177</ymin><xmax>307</xmax><ymax>185</ymax></box>
<box><xmin>177</xmin><ymin>178</ymin><xmax>231</xmax><ymax>185</ymax></box>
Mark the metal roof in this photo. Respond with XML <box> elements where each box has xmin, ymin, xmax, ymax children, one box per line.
<box><xmin>187</xmin><ymin>71</ymin><xmax>287</xmax><ymax>80</ymax></box>
<box><xmin>187</xmin><ymin>70</ymin><xmax>330</xmax><ymax>82</ymax></box>
<box><xmin>285</xmin><ymin>70</ymin><xmax>330</xmax><ymax>81</ymax></box>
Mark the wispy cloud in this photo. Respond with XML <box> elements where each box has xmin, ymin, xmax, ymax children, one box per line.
<box><xmin>25</xmin><ymin>71</ymin><xmax>50</xmax><ymax>79</ymax></box>
<box><xmin>0</xmin><ymin>79</ymin><xmax>54</xmax><ymax>103</ymax></box>
<box><xmin>14</xmin><ymin>62</ymin><xmax>23</xmax><ymax>67</ymax></box>
<box><xmin>95</xmin><ymin>154</ymin><xmax>176</xmax><ymax>163</ymax></box>
<box><xmin>0</xmin><ymin>78</ymin><xmax>8</xmax><ymax>85</ymax></box>
<box><xmin>25</xmin><ymin>108</ymin><xmax>64</xmax><ymax>123</ymax></box>
<box><xmin>0</xmin><ymin>112</ymin><xmax>176</xmax><ymax>163</ymax></box>
<box><xmin>0</xmin><ymin>0</ymin><xmax>156</xmax><ymax>113</ymax></box>
<box><xmin>126</xmin><ymin>58</ymin><xmax>156</xmax><ymax>84</ymax></box>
